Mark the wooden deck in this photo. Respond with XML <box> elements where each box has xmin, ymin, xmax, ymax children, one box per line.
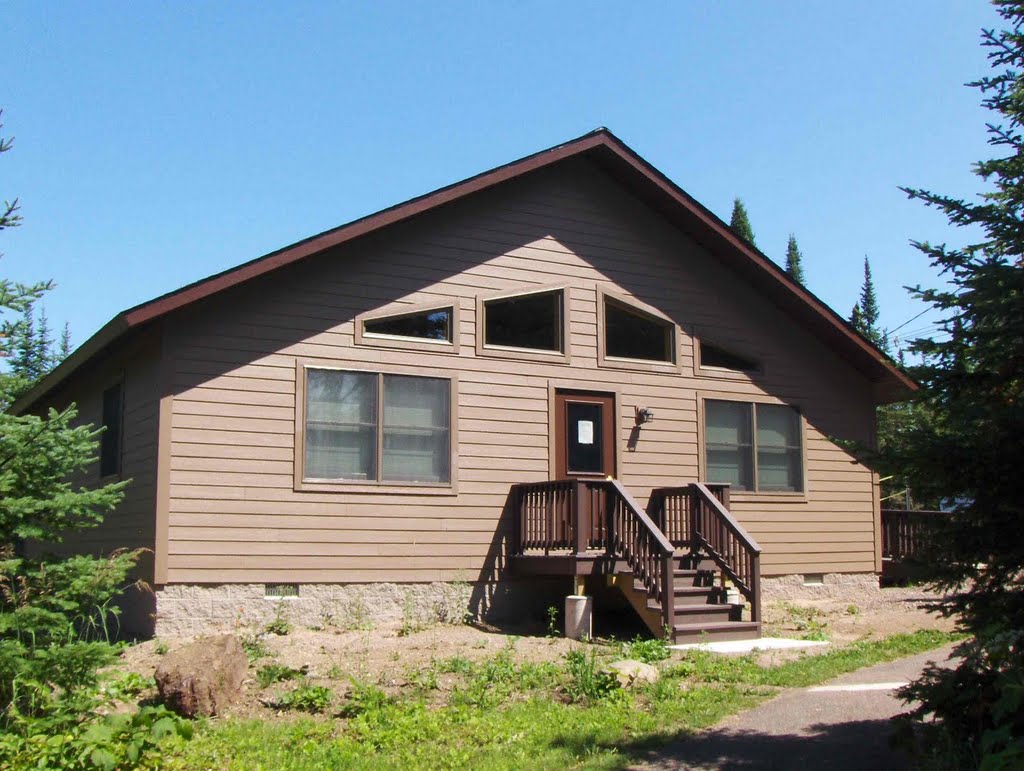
<box><xmin>880</xmin><ymin>508</ymin><xmax>947</xmax><ymax>583</ymax></box>
<box><xmin>508</xmin><ymin>479</ymin><xmax>762</xmax><ymax>643</ymax></box>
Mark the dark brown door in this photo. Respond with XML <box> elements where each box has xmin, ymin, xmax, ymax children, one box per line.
<box><xmin>554</xmin><ymin>391</ymin><xmax>616</xmax><ymax>479</ymax></box>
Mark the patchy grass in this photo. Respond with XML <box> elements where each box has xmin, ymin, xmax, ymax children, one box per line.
<box><xmin>160</xmin><ymin>630</ymin><xmax>959</xmax><ymax>770</ymax></box>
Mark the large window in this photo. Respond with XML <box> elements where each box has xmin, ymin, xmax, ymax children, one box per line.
<box><xmin>604</xmin><ymin>298</ymin><xmax>675</xmax><ymax>362</ymax></box>
<box><xmin>704</xmin><ymin>399</ymin><xmax>802</xmax><ymax>492</ymax></box>
<box><xmin>483</xmin><ymin>289</ymin><xmax>563</xmax><ymax>352</ymax></box>
<box><xmin>303</xmin><ymin>368</ymin><xmax>451</xmax><ymax>484</ymax></box>
<box><xmin>100</xmin><ymin>382</ymin><xmax>123</xmax><ymax>478</ymax></box>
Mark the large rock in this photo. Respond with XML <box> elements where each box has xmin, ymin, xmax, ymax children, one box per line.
<box><xmin>155</xmin><ymin>634</ymin><xmax>248</xmax><ymax>717</ymax></box>
<box><xmin>605</xmin><ymin>659</ymin><xmax>660</xmax><ymax>688</ymax></box>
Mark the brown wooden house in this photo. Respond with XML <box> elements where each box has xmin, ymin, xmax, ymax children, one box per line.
<box><xmin>14</xmin><ymin>129</ymin><xmax>913</xmax><ymax>641</ymax></box>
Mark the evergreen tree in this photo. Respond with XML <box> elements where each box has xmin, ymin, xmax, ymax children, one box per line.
<box><xmin>785</xmin><ymin>234</ymin><xmax>806</xmax><ymax>284</ymax></box>
<box><xmin>58</xmin><ymin>321</ymin><xmax>71</xmax><ymax>363</ymax></box>
<box><xmin>0</xmin><ymin>110</ymin><xmax>140</xmax><ymax>749</ymax></box>
<box><xmin>10</xmin><ymin>301</ymin><xmax>37</xmax><ymax>381</ymax></box>
<box><xmin>889</xmin><ymin>5</ymin><xmax>1024</xmax><ymax>764</ymax></box>
<box><xmin>34</xmin><ymin>304</ymin><xmax>52</xmax><ymax>376</ymax></box>
<box><xmin>858</xmin><ymin>256</ymin><xmax>880</xmax><ymax>331</ymax></box>
<box><xmin>849</xmin><ymin>257</ymin><xmax>888</xmax><ymax>351</ymax></box>
<box><xmin>729</xmin><ymin>198</ymin><xmax>756</xmax><ymax>245</ymax></box>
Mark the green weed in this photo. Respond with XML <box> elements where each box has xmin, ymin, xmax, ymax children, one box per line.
<box><xmin>240</xmin><ymin>634</ymin><xmax>270</xmax><ymax>662</ymax></box>
<box><xmin>621</xmin><ymin>635</ymin><xmax>671</xmax><ymax>664</ymax></box>
<box><xmin>563</xmin><ymin>648</ymin><xmax>619</xmax><ymax>703</ymax></box>
<box><xmin>264</xmin><ymin>604</ymin><xmax>293</xmax><ymax>636</ymax></box>
<box><xmin>256</xmin><ymin>663</ymin><xmax>306</xmax><ymax>689</ymax></box>
<box><xmin>277</xmin><ymin>683</ymin><xmax>333</xmax><ymax>714</ymax></box>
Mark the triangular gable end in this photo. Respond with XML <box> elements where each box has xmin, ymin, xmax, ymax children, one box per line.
<box><xmin>12</xmin><ymin>128</ymin><xmax>914</xmax><ymax>414</ymax></box>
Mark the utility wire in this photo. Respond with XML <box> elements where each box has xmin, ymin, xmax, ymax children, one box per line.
<box><xmin>889</xmin><ymin>307</ymin><xmax>934</xmax><ymax>334</ymax></box>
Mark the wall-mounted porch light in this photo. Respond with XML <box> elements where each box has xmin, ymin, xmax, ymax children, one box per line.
<box><xmin>634</xmin><ymin>407</ymin><xmax>655</xmax><ymax>426</ymax></box>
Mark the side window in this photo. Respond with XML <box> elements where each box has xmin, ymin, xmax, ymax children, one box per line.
<box><xmin>100</xmin><ymin>382</ymin><xmax>123</xmax><ymax>478</ymax></box>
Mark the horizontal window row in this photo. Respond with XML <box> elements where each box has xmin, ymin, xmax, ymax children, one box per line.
<box><xmin>355</xmin><ymin>288</ymin><xmax>760</xmax><ymax>373</ymax></box>
<box><xmin>299</xmin><ymin>366</ymin><xmax>803</xmax><ymax>495</ymax></box>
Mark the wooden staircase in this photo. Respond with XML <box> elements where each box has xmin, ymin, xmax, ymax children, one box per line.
<box><xmin>611</xmin><ymin>553</ymin><xmax>760</xmax><ymax>643</ymax></box>
<box><xmin>510</xmin><ymin>479</ymin><xmax>763</xmax><ymax>644</ymax></box>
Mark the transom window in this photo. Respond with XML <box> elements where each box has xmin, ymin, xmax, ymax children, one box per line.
<box><xmin>483</xmin><ymin>289</ymin><xmax>563</xmax><ymax>352</ymax></box>
<box><xmin>303</xmin><ymin>368</ymin><xmax>451</xmax><ymax>484</ymax></box>
<box><xmin>363</xmin><ymin>307</ymin><xmax>453</xmax><ymax>343</ymax></box>
<box><xmin>604</xmin><ymin>299</ymin><xmax>675</xmax><ymax>362</ymax></box>
<box><xmin>700</xmin><ymin>341</ymin><xmax>760</xmax><ymax>372</ymax></box>
<box><xmin>704</xmin><ymin>400</ymin><xmax>802</xmax><ymax>492</ymax></box>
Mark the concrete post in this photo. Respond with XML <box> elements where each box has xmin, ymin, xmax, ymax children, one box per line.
<box><xmin>564</xmin><ymin>595</ymin><xmax>593</xmax><ymax>641</ymax></box>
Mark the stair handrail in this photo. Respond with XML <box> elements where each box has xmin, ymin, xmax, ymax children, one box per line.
<box><xmin>599</xmin><ymin>479</ymin><xmax>677</xmax><ymax>633</ymax></box>
<box><xmin>690</xmin><ymin>482</ymin><xmax>762</xmax><ymax>623</ymax></box>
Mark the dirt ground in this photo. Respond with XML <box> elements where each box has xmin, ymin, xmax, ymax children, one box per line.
<box><xmin>116</xmin><ymin>585</ymin><xmax>955</xmax><ymax>718</ymax></box>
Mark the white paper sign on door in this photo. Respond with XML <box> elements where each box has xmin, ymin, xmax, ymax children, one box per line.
<box><xmin>577</xmin><ymin>420</ymin><xmax>594</xmax><ymax>445</ymax></box>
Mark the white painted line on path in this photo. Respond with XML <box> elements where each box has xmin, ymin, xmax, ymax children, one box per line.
<box><xmin>807</xmin><ymin>682</ymin><xmax>908</xmax><ymax>693</ymax></box>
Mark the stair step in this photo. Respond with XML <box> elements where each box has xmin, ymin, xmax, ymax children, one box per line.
<box><xmin>674</xmin><ymin>586</ymin><xmax>723</xmax><ymax>604</ymax></box>
<box><xmin>669</xmin><ymin>604</ymin><xmax>736</xmax><ymax>623</ymax></box>
<box><xmin>671</xmin><ymin>621</ymin><xmax>761</xmax><ymax>644</ymax></box>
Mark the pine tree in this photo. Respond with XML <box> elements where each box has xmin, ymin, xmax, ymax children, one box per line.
<box><xmin>849</xmin><ymin>257</ymin><xmax>888</xmax><ymax>351</ymax></box>
<box><xmin>11</xmin><ymin>301</ymin><xmax>37</xmax><ymax>381</ymax></box>
<box><xmin>58</xmin><ymin>321</ymin><xmax>71</xmax><ymax>363</ymax></box>
<box><xmin>729</xmin><ymin>198</ymin><xmax>756</xmax><ymax>245</ymax></box>
<box><xmin>785</xmin><ymin>234</ymin><xmax>806</xmax><ymax>284</ymax></box>
<box><xmin>0</xmin><ymin>110</ymin><xmax>137</xmax><ymax>740</ymax></box>
<box><xmin>858</xmin><ymin>256</ymin><xmax>879</xmax><ymax>331</ymax></box>
<box><xmin>33</xmin><ymin>304</ymin><xmax>52</xmax><ymax>379</ymax></box>
<box><xmin>889</xmin><ymin>6</ymin><xmax>1024</xmax><ymax>762</ymax></box>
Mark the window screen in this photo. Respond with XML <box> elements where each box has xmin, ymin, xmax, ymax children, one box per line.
<box><xmin>304</xmin><ymin>370</ymin><xmax>378</xmax><ymax>480</ymax></box>
<box><xmin>382</xmin><ymin>375</ymin><xmax>450</xmax><ymax>483</ymax></box>
<box><xmin>704</xmin><ymin>400</ymin><xmax>803</xmax><ymax>492</ymax></box>
<box><xmin>304</xmin><ymin>369</ymin><xmax>451</xmax><ymax>484</ymax></box>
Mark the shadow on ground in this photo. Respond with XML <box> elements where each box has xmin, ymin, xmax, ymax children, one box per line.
<box><xmin>555</xmin><ymin>717</ymin><xmax>911</xmax><ymax>770</ymax></box>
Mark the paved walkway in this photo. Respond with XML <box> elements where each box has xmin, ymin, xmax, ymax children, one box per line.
<box><xmin>635</xmin><ymin>643</ymin><xmax>956</xmax><ymax>770</ymax></box>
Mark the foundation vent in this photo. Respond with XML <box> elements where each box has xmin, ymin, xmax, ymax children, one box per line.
<box><xmin>264</xmin><ymin>583</ymin><xmax>300</xmax><ymax>598</ymax></box>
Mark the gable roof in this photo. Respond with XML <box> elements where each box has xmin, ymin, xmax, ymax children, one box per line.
<box><xmin>13</xmin><ymin>128</ymin><xmax>915</xmax><ymax>413</ymax></box>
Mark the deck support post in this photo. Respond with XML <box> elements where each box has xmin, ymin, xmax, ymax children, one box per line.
<box><xmin>572</xmin><ymin>480</ymin><xmax>590</xmax><ymax>555</ymax></box>
<box><xmin>661</xmin><ymin>552</ymin><xmax>675</xmax><ymax>635</ymax></box>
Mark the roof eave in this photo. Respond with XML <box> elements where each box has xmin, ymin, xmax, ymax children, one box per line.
<box><xmin>9</xmin><ymin>315</ymin><xmax>130</xmax><ymax>415</ymax></box>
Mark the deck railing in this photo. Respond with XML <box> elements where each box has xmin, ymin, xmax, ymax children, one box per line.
<box><xmin>649</xmin><ymin>482</ymin><xmax>762</xmax><ymax>623</ymax></box>
<box><xmin>881</xmin><ymin>508</ymin><xmax>946</xmax><ymax>562</ymax></box>
<box><xmin>512</xmin><ymin>479</ymin><xmax>676</xmax><ymax>630</ymax></box>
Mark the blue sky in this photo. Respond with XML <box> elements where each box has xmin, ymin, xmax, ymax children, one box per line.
<box><xmin>1</xmin><ymin>1</ymin><xmax>999</xmax><ymax>353</ymax></box>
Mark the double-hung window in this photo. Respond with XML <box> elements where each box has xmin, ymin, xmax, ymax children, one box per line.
<box><xmin>303</xmin><ymin>368</ymin><xmax>451</xmax><ymax>485</ymax></box>
<box><xmin>704</xmin><ymin>399</ymin><xmax>803</xmax><ymax>492</ymax></box>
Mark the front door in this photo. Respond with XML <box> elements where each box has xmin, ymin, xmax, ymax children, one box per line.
<box><xmin>554</xmin><ymin>391</ymin><xmax>616</xmax><ymax>479</ymax></box>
